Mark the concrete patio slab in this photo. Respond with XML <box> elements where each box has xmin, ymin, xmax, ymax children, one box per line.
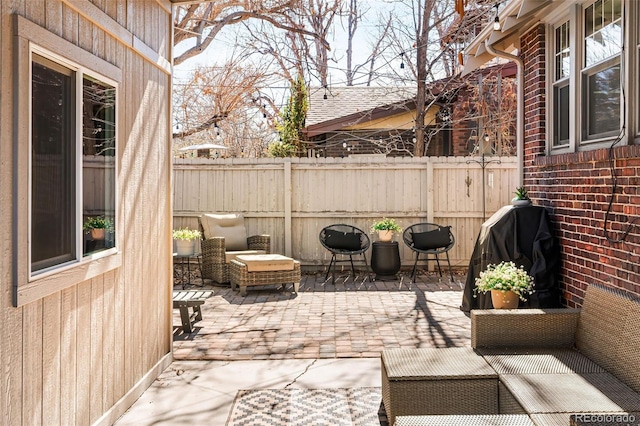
<box><xmin>115</xmin><ymin>271</ymin><xmax>470</xmax><ymax>425</ymax></box>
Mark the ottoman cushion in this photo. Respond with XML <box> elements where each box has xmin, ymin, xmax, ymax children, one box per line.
<box><xmin>235</xmin><ymin>254</ymin><xmax>294</xmax><ymax>272</ymax></box>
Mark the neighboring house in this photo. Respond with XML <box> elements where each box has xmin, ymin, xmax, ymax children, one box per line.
<box><xmin>464</xmin><ymin>0</ymin><xmax>640</xmax><ymax>304</ymax></box>
<box><xmin>303</xmin><ymin>63</ymin><xmax>517</xmax><ymax>158</ymax></box>
<box><xmin>1</xmin><ymin>1</ymin><xmax>179</xmax><ymax>424</ymax></box>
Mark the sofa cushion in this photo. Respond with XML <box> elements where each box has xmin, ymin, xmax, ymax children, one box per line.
<box><xmin>500</xmin><ymin>372</ymin><xmax>640</xmax><ymax>414</ymax></box>
<box><xmin>201</xmin><ymin>213</ymin><xmax>248</xmax><ymax>251</ymax></box>
<box><xmin>225</xmin><ymin>250</ymin><xmax>266</xmax><ymax>264</ymax></box>
<box><xmin>412</xmin><ymin>226</ymin><xmax>451</xmax><ymax>250</ymax></box>
<box><xmin>575</xmin><ymin>284</ymin><xmax>638</xmax><ymax>385</ymax></box>
<box><xmin>235</xmin><ymin>254</ymin><xmax>294</xmax><ymax>272</ymax></box>
<box><xmin>324</xmin><ymin>229</ymin><xmax>361</xmax><ymax>251</ymax></box>
<box><xmin>479</xmin><ymin>348</ymin><xmax>605</xmax><ymax>375</ymax></box>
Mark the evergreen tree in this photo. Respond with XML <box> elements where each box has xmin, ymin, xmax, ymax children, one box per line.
<box><xmin>276</xmin><ymin>74</ymin><xmax>308</xmax><ymax>156</ymax></box>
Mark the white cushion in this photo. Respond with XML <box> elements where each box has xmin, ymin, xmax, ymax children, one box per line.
<box><xmin>201</xmin><ymin>213</ymin><xmax>248</xmax><ymax>251</ymax></box>
<box><xmin>225</xmin><ymin>250</ymin><xmax>266</xmax><ymax>264</ymax></box>
<box><xmin>235</xmin><ymin>254</ymin><xmax>295</xmax><ymax>272</ymax></box>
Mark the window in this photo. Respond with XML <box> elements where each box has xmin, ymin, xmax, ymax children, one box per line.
<box><xmin>31</xmin><ymin>50</ymin><xmax>116</xmax><ymax>275</ymax></box>
<box><xmin>553</xmin><ymin>21</ymin><xmax>570</xmax><ymax>146</ymax></box>
<box><xmin>549</xmin><ymin>0</ymin><xmax>627</xmax><ymax>152</ymax></box>
<box><xmin>582</xmin><ymin>0</ymin><xmax>622</xmax><ymax>140</ymax></box>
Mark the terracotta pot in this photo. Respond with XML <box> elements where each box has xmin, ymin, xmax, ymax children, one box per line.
<box><xmin>91</xmin><ymin>228</ymin><xmax>105</xmax><ymax>240</ymax></box>
<box><xmin>175</xmin><ymin>239</ymin><xmax>195</xmax><ymax>256</ymax></box>
<box><xmin>378</xmin><ymin>230</ymin><xmax>393</xmax><ymax>242</ymax></box>
<box><xmin>490</xmin><ymin>289</ymin><xmax>520</xmax><ymax>309</ymax></box>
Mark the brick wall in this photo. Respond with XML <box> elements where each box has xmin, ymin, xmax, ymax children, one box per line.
<box><xmin>520</xmin><ymin>24</ymin><xmax>640</xmax><ymax>307</ymax></box>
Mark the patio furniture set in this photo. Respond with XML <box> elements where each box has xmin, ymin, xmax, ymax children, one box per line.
<box><xmin>319</xmin><ymin>222</ymin><xmax>455</xmax><ymax>283</ymax></box>
<box><xmin>381</xmin><ymin>282</ymin><xmax>640</xmax><ymax>425</ymax></box>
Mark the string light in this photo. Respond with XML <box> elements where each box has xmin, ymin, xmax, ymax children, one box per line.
<box><xmin>493</xmin><ymin>4</ymin><xmax>501</xmax><ymax>30</ymax></box>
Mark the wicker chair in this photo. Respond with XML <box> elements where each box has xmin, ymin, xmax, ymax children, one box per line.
<box><xmin>199</xmin><ymin>213</ymin><xmax>270</xmax><ymax>284</ymax></box>
<box><xmin>402</xmin><ymin>223</ymin><xmax>455</xmax><ymax>282</ymax></box>
<box><xmin>319</xmin><ymin>224</ymin><xmax>370</xmax><ymax>283</ymax></box>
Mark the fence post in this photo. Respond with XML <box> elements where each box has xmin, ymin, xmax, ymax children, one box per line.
<box><xmin>284</xmin><ymin>159</ymin><xmax>292</xmax><ymax>257</ymax></box>
<box><xmin>426</xmin><ymin>158</ymin><xmax>434</xmax><ymax>223</ymax></box>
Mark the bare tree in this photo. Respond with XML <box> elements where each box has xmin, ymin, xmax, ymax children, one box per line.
<box><xmin>343</xmin><ymin>2</ymin><xmax>394</xmax><ymax>86</ymax></box>
<box><xmin>173</xmin><ymin>1</ymin><xmax>330</xmax><ymax>66</ymax></box>
<box><xmin>172</xmin><ymin>55</ymin><xmax>271</xmax><ymax>144</ymax></box>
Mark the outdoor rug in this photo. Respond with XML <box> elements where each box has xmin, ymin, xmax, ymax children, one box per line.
<box><xmin>226</xmin><ymin>387</ymin><xmax>383</xmax><ymax>426</ymax></box>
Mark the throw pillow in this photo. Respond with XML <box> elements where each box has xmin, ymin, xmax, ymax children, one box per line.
<box><xmin>412</xmin><ymin>226</ymin><xmax>451</xmax><ymax>250</ymax></box>
<box><xmin>325</xmin><ymin>229</ymin><xmax>361</xmax><ymax>251</ymax></box>
<box><xmin>201</xmin><ymin>213</ymin><xmax>248</xmax><ymax>251</ymax></box>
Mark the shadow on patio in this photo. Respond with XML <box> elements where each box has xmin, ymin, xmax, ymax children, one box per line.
<box><xmin>171</xmin><ymin>270</ymin><xmax>470</xmax><ymax>360</ymax></box>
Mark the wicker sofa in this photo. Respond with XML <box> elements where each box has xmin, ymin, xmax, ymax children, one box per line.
<box><xmin>199</xmin><ymin>213</ymin><xmax>270</xmax><ymax>284</ymax></box>
<box><xmin>470</xmin><ymin>282</ymin><xmax>640</xmax><ymax>424</ymax></box>
<box><xmin>384</xmin><ymin>283</ymin><xmax>640</xmax><ymax>425</ymax></box>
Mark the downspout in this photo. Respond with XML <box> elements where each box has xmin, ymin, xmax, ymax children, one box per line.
<box><xmin>485</xmin><ymin>41</ymin><xmax>524</xmax><ymax>186</ymax></box>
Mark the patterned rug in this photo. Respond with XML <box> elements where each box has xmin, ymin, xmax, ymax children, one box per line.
<box><xmin>226</xmin><ymin>387</ymin><xmax>383</xmax><ymax>426</ymax></box>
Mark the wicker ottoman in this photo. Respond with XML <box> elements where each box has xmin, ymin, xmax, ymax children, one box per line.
<box><xmin>381</xmin><ymin>347</ymin><xmax>499</xmax><ymax>425</ymax></box>
<box><xmin>229</xmin><ymin>254</ymin><xmax>301</xmax><ymax>296</ymax></box>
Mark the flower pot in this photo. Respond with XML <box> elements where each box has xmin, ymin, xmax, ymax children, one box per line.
<box><xmin>91</xmin><ymin>228</ymin><xmax>105</xmax><ymax>240</ymax></box>
<box><xmin>378</xmin><ymin>230</ymin><xmax>393</xmax><ymax>242</ymax></box>
<box><xmin>511</xmin><ymin>198</ymin><xmax>531</xmax><ymax>206</ymax></box>
<box><xmin>175</xmin><ymin>239</ymin><xmax>195</xmax><ymax>256</ymax></box>
<box><xmin>491</xmin><ymin>290</ymin><xmax>520</xmax><ymax>309</ymax></box>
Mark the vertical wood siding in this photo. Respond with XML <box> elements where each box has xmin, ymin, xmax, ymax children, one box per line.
<box><xmin>1</xmin><ymin>1</ymin><xmax>172</xmax><ymax>424</ymax></box>
<box><xmin>173</xmin><ymin>157</ymin><xmax>517</xmax><ymax>269</ymax></box>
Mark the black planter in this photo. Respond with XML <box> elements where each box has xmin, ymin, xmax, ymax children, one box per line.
<box><xmin>371</xmin><ymin>241</ymin><xmax>401</xmax><ymax>279</ymax></box>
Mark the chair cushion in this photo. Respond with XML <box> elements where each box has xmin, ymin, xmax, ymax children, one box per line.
<box><xmin>412</xmin><ymin>226</ymin><xmax>450</xmax><ymax>250</ymax></box>
<box><xmin>235</xmin><ymin>254</ymin><xmax>295</xmax><ymax>272</ymax></box>
<box><xmin>325</xmin><ymin>229</ymin><xmax>361</xmax><ymax>251</ymax></box>
<box><xmin>225</xmin><ymin>250</ymin><xmax>266</xmax><ymax>264</ymax></box>
<box><xmin>201</xmin><ymin>213</ymin><xmax>248</xmax><ymax>251</ymax></box>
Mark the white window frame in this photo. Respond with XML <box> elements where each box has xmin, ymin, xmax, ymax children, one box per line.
<box><xmin>551</xmin><ymin>19</ymin><xmax>572</xmax><ymax>148</ymax></box>
<box><xmin>13</xmin><ymin>16</ymin><xmax>122</xmax><ymax>306</ymax></box>
<box><xmin>29</xmin><ymin>45</ymin><xmax>119</xmax><ymax>277</ymax></box>
<box><xmin>547</xmin><ymin>0</ymin><xmax>631</xmax><ymax>154</ymax></box>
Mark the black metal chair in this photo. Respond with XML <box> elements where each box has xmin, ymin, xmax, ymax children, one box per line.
<box><xmin>319</xmin><ymin>224</ymin><xmax>371</xmax><ymax>283</ymax></box>
<box><xmin>402</xmin><ymin>223</ymin><xmax>455</xmax><ymax>282</ymax></box>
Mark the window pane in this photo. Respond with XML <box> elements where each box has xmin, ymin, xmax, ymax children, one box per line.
<box><xmin>585</xmin><ymin>0</ymin><xmax>622</xmax><ymax>67</ymax></box>
<box><xmin>554</xmin><ymin>85</ymin><xmax>570</xmax><ymax>146</ymax></box>
<box><xmin>82</xmin><ymin>77</ymin><xmax>116</xmax><ymax>255</ymax></box>
<box><xmin>586</xmin><ymin>64</ymin><xmax>620</xmax><ymax>137</ymax></box>
<box><xmin>31</xmin><ymin>55</ymin><xmax>76</xmax><ymax>272</ymax></box>
<box><xmin>555</xmin><ymin>22</ymin><xmax>570</xmax><ymax>80</ymax></box>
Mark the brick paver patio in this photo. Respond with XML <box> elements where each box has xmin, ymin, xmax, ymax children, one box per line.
<box><xmin>172</xmin><ymin>270</ymin><xmax>471</xmax><ymax>360</ymax></box>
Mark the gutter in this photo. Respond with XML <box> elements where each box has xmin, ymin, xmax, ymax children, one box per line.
<box><xmin>484</xmin><ymin>41</ymin><xmax>524</xmax><ymax>186</ymax></box>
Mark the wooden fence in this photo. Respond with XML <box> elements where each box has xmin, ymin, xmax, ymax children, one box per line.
<box><xmin>173</xmin><ymin>156</ymin><xmax>518</xmax><ymax>271</ymax></box>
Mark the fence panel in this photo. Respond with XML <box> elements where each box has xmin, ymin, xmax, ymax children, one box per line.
<box><xmin>173</xmin><ymin>156</ymin><xmax>517</xmax><ymax>270</ymax></box>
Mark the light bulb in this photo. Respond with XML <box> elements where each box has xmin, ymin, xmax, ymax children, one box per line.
<box><xmin>493</xmin><ymin>16</ymin><xmax>501</xmax><ymax>30</ymax></box>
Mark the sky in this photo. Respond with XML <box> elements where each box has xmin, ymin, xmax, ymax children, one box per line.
<box><xmin>173</xmin><ymin>1</ymin><xmax>408</xmax><ymax>94</ymax></box>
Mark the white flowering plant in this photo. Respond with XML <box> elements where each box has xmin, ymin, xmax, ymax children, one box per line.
<box><xmin>474</xmin><ymin>261</ymin><xmax>534</xmax><ymax>301</ymax></box>
<box><xmin>172</xmin><ymin>227</ymin><xmax>202</xmax><ymax>241</ymax></box>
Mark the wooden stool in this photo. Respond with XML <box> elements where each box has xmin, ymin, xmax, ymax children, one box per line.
<box><xmin>172</xmin><ymin>290</ymin><xmax>212</xmax><ymax>333</ymax></box>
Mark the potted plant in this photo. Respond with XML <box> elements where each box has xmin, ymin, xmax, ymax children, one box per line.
<box><xmin>83</xmin><ymin>216</ymin><xmax>113</xmax><ymax>240</ymax></box>
<box><xmin>370</xmin><ymin>218</ymin><xmax>402</xmax><ymax>242</ymax></box>
<box><xmin>474</xmin><ymin>261</ymin><xmax>534</xmax><ymax>309</ymax></box>
<box><xmin>172</xmin><ymin>227</ymin><xmax>202</xmax><ymax>256</ymax></box>
<box><xmin>512</xmin><ymin>186</ymin><xmax>531</xmax><ymax>206</ymax></box>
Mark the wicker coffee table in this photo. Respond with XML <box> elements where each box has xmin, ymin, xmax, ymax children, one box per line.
<box><xmin>381</xmin><ymin>347</ymin><xmax>499</xmax><ymax>425</ymax></box>
<box><xmin>229</xmin><ymin>254</ymin><xmax>301</xmax><ymax>296</ymax></box>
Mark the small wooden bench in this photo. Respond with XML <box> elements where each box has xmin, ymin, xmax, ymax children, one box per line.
<box><xmin>172</xmin><ymin>290</ymin><xmax>212</xmax><ymax>333</ymax></box>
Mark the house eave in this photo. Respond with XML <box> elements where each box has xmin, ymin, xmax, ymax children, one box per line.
<box><xmin>463</xmin><ymin>0</ymin><xmax>553</xmax><ymax>74</ymax></box>
<box><xmin>304</xmin><ymin>100</ymin><xmax>417</xmax><ymax>137</ymax></box>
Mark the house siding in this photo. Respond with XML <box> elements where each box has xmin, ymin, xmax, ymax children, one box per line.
<box><xmin>1</xmin><ymin>1</ymin><xmax>173</xmax><ymax>425</ymax></box>
<box><xmin>519</xmin><ymin>24</ymin><xmax>640</xmax><ymax>307</ymax></box>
